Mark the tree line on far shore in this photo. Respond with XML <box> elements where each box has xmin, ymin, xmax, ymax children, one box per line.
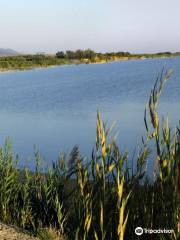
<box><xmin>56</xmin><ymin>49</ymin><xmax>131</xmax><ymax>60</ymax></box>
<box><xmin>56</xmin><ymin>49</ymin><xmax>180</xmax><ymax>61</ymax></box>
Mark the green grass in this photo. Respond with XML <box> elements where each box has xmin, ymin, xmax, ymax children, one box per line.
<box><xmin>0</xmin><ymin>70</ymin><xmax>179</xmax><ymax>239</ymax></box>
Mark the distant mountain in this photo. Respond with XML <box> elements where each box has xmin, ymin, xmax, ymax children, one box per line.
<box><xmin>0</xmin><ymin>48</ymin><xmax>19</xmax><ymax>56</ymax></box>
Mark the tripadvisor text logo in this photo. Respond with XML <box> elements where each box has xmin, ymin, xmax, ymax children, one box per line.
<box><xmin>135</xmin><ymin>227</ymin><xmax>173</xmax><ymax>235</ymax></box>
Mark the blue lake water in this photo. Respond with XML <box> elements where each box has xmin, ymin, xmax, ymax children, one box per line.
<box><xmin>0</xmin><ymin>57</ymin><xmax>180</xmax><ymax>169</ymax></box>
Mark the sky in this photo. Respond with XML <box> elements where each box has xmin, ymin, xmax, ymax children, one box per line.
<box><xmin>0</xmin><ymin>0</ymin><xmax>180</xmax><ymax>54</ymax></box>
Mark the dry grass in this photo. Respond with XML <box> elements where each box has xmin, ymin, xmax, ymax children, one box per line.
<box><xmin>37</xmin><ymin>227</ymin><xmax>66</xmax><ymax>240</ymax></box>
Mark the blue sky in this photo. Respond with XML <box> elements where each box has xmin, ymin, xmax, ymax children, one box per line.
<box><xmin>0</xmin><ymin>0</ymin><xmax>180</xmax><ymax>53</ymax></box>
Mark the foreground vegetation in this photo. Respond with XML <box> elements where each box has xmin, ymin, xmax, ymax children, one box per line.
<box><xmin>0</xmin><ymin>50</ymin><xmax>180</xmax><ymax>72</ymax></box>
<box><xmin>0</xmin><ymin>70</ymin><xmax>179</xmax><ymax>240</ymax></box>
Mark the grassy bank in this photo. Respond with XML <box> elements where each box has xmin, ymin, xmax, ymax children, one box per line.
<box><xmin>0</xmin><ymin>70</ymin><xmax>179</xmax><ymax>240</ymax></box>
<box><xmin>0</xmin><ymin>51</ymin><xmax>180</xmax><ymax>72</ymax></box>
<box><xmin>0</xmin><ymin>55</ymin><xmax>75</xmax><ymax>72</ymax></box>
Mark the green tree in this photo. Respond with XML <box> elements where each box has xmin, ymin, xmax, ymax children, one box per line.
<box><xmin>66</xmin><ymin>50</ymin><xmax>75</xmax><ymax>59</ymax></box>
<box><xmin>56</xmin><ymin>51</ymin><xmax>65</xmax><ymax>58</ymax></box>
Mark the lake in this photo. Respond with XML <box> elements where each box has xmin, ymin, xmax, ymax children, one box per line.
<box><xmin>0</xmin><ymin>57</ymin><xmax>180</xmax><ymax>169</ymax></box>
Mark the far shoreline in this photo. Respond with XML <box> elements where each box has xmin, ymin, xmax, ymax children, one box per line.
<box><xmin>0</xmin><ymin>54</ymin><xmax>179</xmax><ymax>74</ymax></box>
